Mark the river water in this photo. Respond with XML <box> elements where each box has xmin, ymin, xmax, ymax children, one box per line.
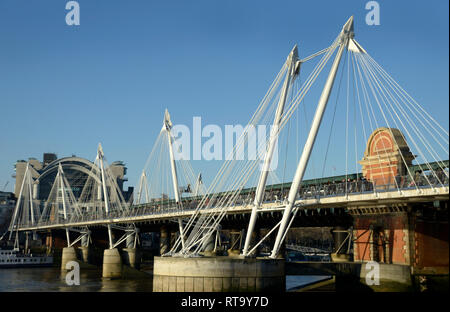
<box><xmin>0</xmin><ymin>266</ymin><xmax>328</xmax><ymax>292</ymax></box>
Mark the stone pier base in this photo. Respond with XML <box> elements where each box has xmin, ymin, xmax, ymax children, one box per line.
<box><xmin>61</xmin><ymin>247</ymin><xmax>78</xmax><ymax>271</ymax></box>
<box><xmin>153</xmin><ymin>256</ymin><xmax>285</xmax><ymax>292</ymax></box>
<box><xmin>122</xmin><ymin>248</ymin><xmax>141</xmax><ymax>269</ymax></box>
<box><xmin>102</xmin><ymin>248</ymin><xmax>122</xmax><ymax>278</ymax></box>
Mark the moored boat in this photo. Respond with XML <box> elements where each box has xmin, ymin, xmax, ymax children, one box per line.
<box><xmin>0</xmin><ymin>248</ymin><xmax>53</xmax><ymax>268</ymax></box>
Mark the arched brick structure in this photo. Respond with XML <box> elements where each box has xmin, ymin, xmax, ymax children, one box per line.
<box><xmin>359</xmin><ymin>127</ymin><xmax>415</xmax><ymax>187</ymax></box>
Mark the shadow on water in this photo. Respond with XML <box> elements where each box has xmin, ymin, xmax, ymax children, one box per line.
<box><xmin>4</xmin><ymin>261</ymin><xmax>418</xmax><ymax>292</ymax></box>
<box><xmin>3</xmin><ymin>264</ymin><xmax>314</xmax><ymax>292</ymax></box>
<box><xmin>0</xmin><ymin>263</ymin><xmax>154</xmax><ymax>292</ymax></box>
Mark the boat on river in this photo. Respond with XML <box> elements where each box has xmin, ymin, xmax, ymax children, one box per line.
<box><xmin>0</xmin><ymin>248</ymin><xmax>53</xmax><ymax>268</ymax></box>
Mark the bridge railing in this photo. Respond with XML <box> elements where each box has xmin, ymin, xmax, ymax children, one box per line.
<box><xmin>13</xmin><ymin>171</ymin><xmax>448</xmax><ymax>230</ymax></box>
<box><xmin>295</xmin><ymin>172</ymin><xmax>449</xmax><ymax>200</ymax></box>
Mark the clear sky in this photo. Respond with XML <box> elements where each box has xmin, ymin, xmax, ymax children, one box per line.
<box><xmin>0</xmin><ymin>0</ymin><xmax>448</xmax><ymax>193</ymax></box>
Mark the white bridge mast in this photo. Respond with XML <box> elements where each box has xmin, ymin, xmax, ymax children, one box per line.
<box><xmin>57</xmin><ymin>163</ymin><xmax>71</xmax><ymax>246</ymax></box>
<box><xmin>270</xmin><ymin>16</ymin><xmax>354</xmax><ymax>258</ymax></box>
<box><xmin>242</xmin><ymin>45</ymin><xmax>300</xmax><ymax>256</ymax></box>
<box><xmin>137</xmin><ymin>170</ymin><xmax>150</xmax><ymax>204</ymax></box>
<box><xmin>163</xmin><ymin>109</ymin><xmax>186</xmax><ymax>250</ymax></box>
<box><xmin>98</xmin><ymin>143</ymin><xmax>114</xmax><ymax>249</ymax></box>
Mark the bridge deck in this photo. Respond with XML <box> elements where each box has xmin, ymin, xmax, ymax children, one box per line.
<box><xmin>14</xmin><ymin>185</ymin><xmax>448</xmax><ymax>232</ymax></box>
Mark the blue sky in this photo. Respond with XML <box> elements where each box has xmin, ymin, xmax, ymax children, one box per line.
<box><xmin>0</xmin><ymin>0</ymin><xmax>448</xmax><ymax>193</ymax></box>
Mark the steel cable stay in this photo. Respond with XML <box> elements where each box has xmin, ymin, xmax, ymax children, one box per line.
<box><xmin>176</xmin><ymin>39</ymin><xmax>342</xmax><ymax>256</ymax></box>
<box><xmin>362</xmin><ymin>53</ymin><xmax>449</xmax><ymax>178</ymax></box>
<box><xmin>256</xmin><ymin>18</ymin><xmax>446</xmax><ymax>258</ymax></box>
<box><xmin>168</xmin><ymin>62</ymin><xmax>290</xmax><ymax>251</ymax></box>
<box><xmin>321</xmin><ymin>47</ymin><xmax>348</xmax><ymax>184</ymax></box>
<box><xmin>355</xmin><ymin>52</ymin><xmax>439</xmax><ymax>191</ymax></box>
<box><xmin>357</xmin><ymin>52</ymin><xmax>447</xmax><ymax>188</ymax></box>
<box><xmin>352</xmin><ymin>49</ymin><xmax>404</xmax><ymax>195</ymax></box>
<box><xmin>172</xmin><ymin>67</ymin><xmax>291</xmax><ymax>254</ymax></box>
<box><xmin>267</xmin><ymin>19</ymin><xmax>356</xmax><ymax>258</ymax></box>
<box><xmin>345</xmin><ymin>49</ymin><xmax>350</xmax><ymax>195</ymax></box>
<box><xmin>169</xmin><ymin>61</ymin><xmax>292</xmax><ymax>254</ymax></box>
<box><xmin>343</xmin><ymin>42</ymin><xmax>447</xmax><ymax>198</ymax></box>
<box><xmin>178</xmin><ymin>64</ymin><xmax>304</xmax><ymax>255</ymax></box>
<box><xmin>356</xmin><ymin>52</ymin><xmax>427</xmax><ymax>190</ymax></box>
<box><xmin>365</xmin><ymin>54</ymin><xmax>449</xmax><ymax>141</ymax></box>
<box><xmin>353</xmin><ymin>51</ymin><xmax>405</xmax><ymax>194</ymax></box>
<box><xmin>352</xmin><ymin>54</ymin><xmax>360</xmax><ymax>185</ymax></box>
<box><xmin>136</xmin><ymin>110</ymin><xmax>210</xmax><ymax>251</ymax></box>
<box><xmin>173</xmin><ymin>116</ymin><xmax>273</xmax><ymax>254</ymax></box>
<box><xmin>191</xmin><ymin>39</ymin><xmax>344</xmax><ymax>257</ymax></box>
<box><xmin>8</xmin><ymin>164</ymin><xmax>37</xmax><ymax>239</ymax></box>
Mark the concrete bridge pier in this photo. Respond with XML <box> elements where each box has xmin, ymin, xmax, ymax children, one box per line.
<box><xmin>60</xmin><ymin>229</ymin><xmax>78</xmax><ymax>271</ymax></box>
<box><xmin>122</xmin><ymin>231</ymin><xmax>141</xmax><ymax>269</ymax></box>
<box><xmin>61</xmin><ymin>247</ymin><xmax>78</xmax><ymax>271</ymax></box>
<box><xmin>102</xmin><ymin>248</ymin><xmax>123</xmax><ymax>278</ymax></box>
<box><xmin>153</xmin><ymin>256</ymin><xmax>285</xmax><ymax>292</ymax></box>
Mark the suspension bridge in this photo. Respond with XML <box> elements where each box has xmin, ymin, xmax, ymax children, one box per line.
<box><xmin>3</xmin><ymin>16</ymin><xmax>448</xmax><ymax>291</ymax></box>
